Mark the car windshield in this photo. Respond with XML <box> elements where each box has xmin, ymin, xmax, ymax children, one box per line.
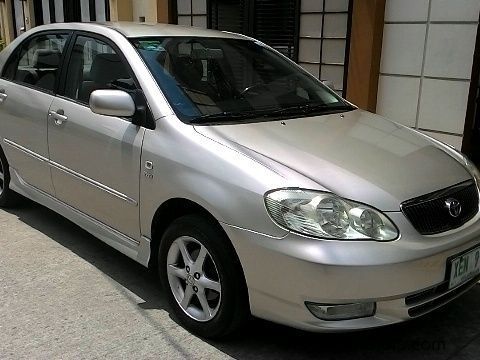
<box><xmin>131</xmin><ymin>36</ymin><xmax>353</xmax><ymax>124</ymax></box>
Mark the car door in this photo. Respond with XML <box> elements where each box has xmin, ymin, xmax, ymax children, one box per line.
<box><xmin>0</xmin><ymin>31</ymin><xmax>70</xmax><ymax>195</ymax></box>
<box><xmin>47</xmin><ymin>33</ymin><xmax>145</xmax><ymax>240</ymax></box>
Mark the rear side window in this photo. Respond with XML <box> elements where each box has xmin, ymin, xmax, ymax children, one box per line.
<box><xmin>5</xmin><ymin>33</ymin><xmax>69</xmax><ymax>93</ymax></box>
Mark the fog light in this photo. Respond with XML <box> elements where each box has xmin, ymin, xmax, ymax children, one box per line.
<box><xmin>306</xmin><ymin>302</ymin><xmax>376</xmax><ymax>321</ymax></box>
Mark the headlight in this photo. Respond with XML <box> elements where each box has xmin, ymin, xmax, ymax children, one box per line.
<box><xmin>265</xmin><ymin>189</ymin><xmax>398</xmax><ymax>241</ymax></box>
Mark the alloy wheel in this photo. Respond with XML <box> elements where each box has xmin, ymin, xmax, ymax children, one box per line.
<box><xmin>166</xmin><ymin>236</ymin><xmax>222</xmax><ymax>322</ymax></box>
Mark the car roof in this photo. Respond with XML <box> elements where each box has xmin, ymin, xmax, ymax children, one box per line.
<box><xmin>29</xmin><ymin>22</ymin><xmax>248</xmax><ymax>40</ymax></box>
<box><xmin>106</xmin><ymin>22</ymin><xmax>247</xmax><ymax>39</ymax></box>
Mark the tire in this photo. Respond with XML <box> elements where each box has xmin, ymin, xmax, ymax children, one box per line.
<box><xmin>158</xmin><ymin>214</ymin><xmax>249</xmax><ymax>338</ymax></box>
<box><xmin>0</xmin><ymin>146</ymin><xmax>19</xmax><ymax>208</ymax></box>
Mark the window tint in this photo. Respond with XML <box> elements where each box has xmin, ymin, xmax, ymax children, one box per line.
<box><xmin>13</xmin><ymin>33</ymin><xmax>69</xmax><ymax>92</ymax></box>
<box><xmin>64</xmin><ymin>35</ymin><xmax>136</xmax><ymax>103</ymax></box>
<box><xmin>2</xmin><ymin>55</ymin><xmax>18</xmax><ymax>80</ymax></box>
<box><xmin>132</xmin><ymin>37</ymin><xmax>347</xmax><ymax>123</ymax></box>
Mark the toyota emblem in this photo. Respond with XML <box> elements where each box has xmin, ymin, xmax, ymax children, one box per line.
<box><xmin>445</xmin><ymin>198</ymin><xmax>462</xmax><ymax>218</ymax></box>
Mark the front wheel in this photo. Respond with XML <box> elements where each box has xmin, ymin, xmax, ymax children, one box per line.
<box><xmin>158</xmin><ymin>214</ymin><xmax>249</xmax><ymax>338</ymax></box>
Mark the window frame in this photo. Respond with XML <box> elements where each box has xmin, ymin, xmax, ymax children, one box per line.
<box><xmin>0</xmin><ymin>30</ymin><xmax>73</xmax><ymax>95</ymax></box>
<box><xmin>57</xmin><ymin>31</ymin><xmax>139</xmax><ymax>104</ymax></box>
<box><xmin>56</xmin><ymin>30</ymin><xmax>155</xmax><ymax>129</ymax></box>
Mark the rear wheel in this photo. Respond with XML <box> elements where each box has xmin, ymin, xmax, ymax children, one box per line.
<box><xmin>0</xmin><ymin>147</ymin><xmax>19</xmax><ymax>207</ymax></box>
<box><xmin>158</xmin><ymin>214</ymin><xmax>249</xmax><ymax>338</ymax></box>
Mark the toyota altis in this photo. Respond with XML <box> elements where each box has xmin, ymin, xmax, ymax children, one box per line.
<box><xmin>0</xmin><ymin>22</ymin><xmax>479</xmax><ymax>338</ymax></box>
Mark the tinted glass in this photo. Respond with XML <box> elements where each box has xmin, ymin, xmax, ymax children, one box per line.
<box><xmin>2</xmin><ymin>55</ymin><xmax>17</xmax><ymax>80</ymax></box>
<box><xmin>64</xmin><ymin>35</ymin><xmax>136</xmax><ymax>103</ymax></box>
<box><xmin>13</xmin><ymin>33</ymin><xmax>69</xmax><ymax>92</ymax></box>
<box><xmin>131</xmin><ymin>37</ymin><xmax>352</xmax><ymax>124</ymax></box>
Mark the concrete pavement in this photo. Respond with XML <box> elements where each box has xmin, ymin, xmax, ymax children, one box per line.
<box><xmin>1</xmin><ymin>200</ymin><xmax>480</xmax><ymax>359</ymax></box>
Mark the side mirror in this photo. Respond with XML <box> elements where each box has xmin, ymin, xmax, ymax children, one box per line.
<box><xmin>322</xmin><ymin>80</ymin><xmax>335</xmax><ymax>91</ymax></box>
<box><xmin>89</xmin><ymin>89</ymin><xmax>136</xmax><ymax>118</ymax></box>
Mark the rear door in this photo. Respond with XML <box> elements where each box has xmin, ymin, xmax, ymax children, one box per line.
<box><xmin>0</xmin><ymin>31</ymin><xmax>70</xmax><ymax>194</ymax></box>
<box><xmin>47</xmin><ymin>33</ymin><xmax>145</xmax><ymax>240</ymax></box>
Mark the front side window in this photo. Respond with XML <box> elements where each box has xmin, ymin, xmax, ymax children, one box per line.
<box><xmin>132</xmin><ymin>37</ymin><xmax>352</xmax><ymax>124</ymax></box>
<box><xmin>64</xmin><ymin>35</ymin><xmax>136</xmax><ymax>104</ymax></box>
<box><xmin>9</xmin><ymin>33</ymin><xmax>69</xmax><ymax>92</ymax></box>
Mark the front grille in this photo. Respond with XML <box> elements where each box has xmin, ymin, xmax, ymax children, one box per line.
<box><xmin>401</xmin><ymin>180</ymin><xmax>479</xmax><ymax>235</ymax></box>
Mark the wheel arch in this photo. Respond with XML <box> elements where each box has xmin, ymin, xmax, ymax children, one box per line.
<box><xmin>149</xmin><ymin>198</ymin><xmax>244</xmax><ymax>276</ymax></box>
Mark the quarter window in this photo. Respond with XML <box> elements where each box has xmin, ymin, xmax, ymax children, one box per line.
<box><xmin>64</xmin><ymin>35</ymin><xmax>136</xmax><ymax>104</ymax></box>
<box><xmin>9</xmin><ymin>33</ymin><xmax>69</xmax><ymax>92</ymax></box>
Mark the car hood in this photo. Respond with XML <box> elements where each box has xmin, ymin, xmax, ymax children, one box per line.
<box><xmin>194</xmin><ymin>109</ymin><xmax>471</xmax><ymax>211</ymax></box>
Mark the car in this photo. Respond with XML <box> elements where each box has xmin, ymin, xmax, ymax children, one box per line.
<box><xmin>0</xmin><ymin>22</ymin><xmax>479</xmax><ymax>339</ymax></box>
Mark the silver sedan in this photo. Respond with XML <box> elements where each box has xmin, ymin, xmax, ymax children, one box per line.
<box><xmin>0</xmin><ymin>22</ymin><xmax>479</xmax><ymax>338</ymax></box>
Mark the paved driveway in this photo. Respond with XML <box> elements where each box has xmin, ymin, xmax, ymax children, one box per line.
<box><xmin>0</xmin><ymin>200</ymin><xmax>479</xmax><ymax>359</ymax></box>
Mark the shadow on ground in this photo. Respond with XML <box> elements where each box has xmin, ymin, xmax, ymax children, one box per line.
<box><xmin>6</xmin><ymin>200</ymin><xmax>480</xmax><ymax>360</ymax></box>
<box><xmin>5</xmin><ymin>199</ymin><xmax>167</xmax><ymax>313</ymax></box>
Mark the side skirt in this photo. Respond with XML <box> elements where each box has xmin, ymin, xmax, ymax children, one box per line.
<box><xmin>9</xmin><ymin>167</ymin><xmax>151</xmax><ymax>267</ymax></box>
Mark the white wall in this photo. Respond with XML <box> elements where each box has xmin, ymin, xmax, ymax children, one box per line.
<box><xmin>298</xmin><ymin>0</ymin><xmax>350</xmax><ymax>95</ymax></box>
<box><xmin>377</xmin><ymin>0</ymin><xmax>480</xmax><ymax>149</ymax></box>
<box><xmin>133</xmin><ymin>0</ymin><xmax>147</xmax><ymax>22</ymax></box>
<box><xmin>177</xmin><ymin>0</ymin><xmax>207</xmax><ymax>28</ymax></box>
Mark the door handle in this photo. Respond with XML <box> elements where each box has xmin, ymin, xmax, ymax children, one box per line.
<box><xmin>49</xmin><ymin>110</ymin><xmax>68</xmax><ymax>126</ymax></box>
<box><xmin>0</xmin><ymin>90</ymin><xmax>7</xmax><ymax>104</ymax></box>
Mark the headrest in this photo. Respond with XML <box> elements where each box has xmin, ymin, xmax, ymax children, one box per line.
<box><xmin>90</xmin><ymin>53</ymin><xmax>129</xmax><ymax>84</ymax></box>
<box><xmin>33</xmin><ymin>49</ymin><xmax>61</xmax><ymax>69</ymax></box>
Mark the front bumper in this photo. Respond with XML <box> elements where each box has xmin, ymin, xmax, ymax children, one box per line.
<box><xmin>222</xmin><ymin>212</ymin><xmax>480</xmax><ymax>332</ymax></box>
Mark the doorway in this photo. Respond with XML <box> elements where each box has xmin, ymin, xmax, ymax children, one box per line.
<box><xmin>32</xmin><ymin>0</ymin><xmax>44</xmax><ymax>26</ymax></box>
<box><xmin>462</xmin><ymin>15</ymin><xmax>480</xmax><ymax>164</ymax></box>
<box><xmin>63</xmin><ymin>0</ymin><xmax>82</xmax><ymax>22</ymax></box>
<box><xmin>471</xmin><ymin>70</ymin><xmax>480</xmax><ymax>162</ymax></box>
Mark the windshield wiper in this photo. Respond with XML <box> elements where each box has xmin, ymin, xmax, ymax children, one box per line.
<box><xmin>189</xmin><ymin>103</ymin><xmax>354</xmax><ymax>124</ymax></box>
<box><xmin>189</xmin><ymin>110</ymin><xmax>271</xmax><ymax>124</ymax></box>
<box><xmin>268</xmin><ymin>103</ymin><xmax>354</xmax><ymax>117</ymax></box>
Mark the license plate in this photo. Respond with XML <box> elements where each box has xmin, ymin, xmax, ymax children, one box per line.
<box><xmin>449</xmin><ymin>246</ymin><xmax>480</xmax><ymax>289</ymax></box>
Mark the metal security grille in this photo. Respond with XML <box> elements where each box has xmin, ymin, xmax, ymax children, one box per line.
<box><xmin>401</xmin><ymin>181</ymin><xmax>479</xmax><ymax>235</ymax></box>
<box><xmin>209</xmin><ymin>0</ymin><xmax>246</xmax><ymax>33</ymax></box>
<box><xmin>208</xmin><ymin>0</ymin><xmax>299</xmax><ymax>61</ymax></box>
<box><xmin>28</xmin><ymin>0</ymin><xmax>110</xmax><ymax>26</ymax></box>
<box><xmin>253</xmin><ymin>0</ymin><xmax>298</xmax><ymax>59</ymax></box>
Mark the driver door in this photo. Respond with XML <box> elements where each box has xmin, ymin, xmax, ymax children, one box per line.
<box><xmin>47</xmin><ymin>33</ymin><xmax>145</xmax><ymax>240</ymax></box>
